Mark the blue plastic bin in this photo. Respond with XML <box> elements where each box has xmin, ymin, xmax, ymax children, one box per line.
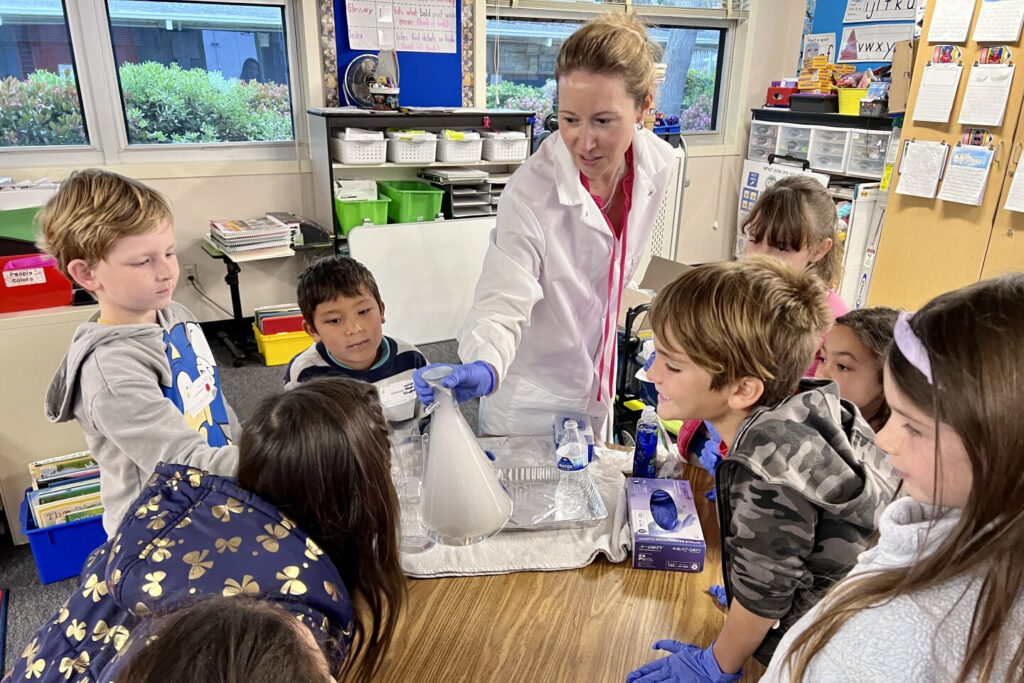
<box><xmin>20</xmin><ymin>489</ymin><xmax>106</xmax><ymax>584</ymax></box>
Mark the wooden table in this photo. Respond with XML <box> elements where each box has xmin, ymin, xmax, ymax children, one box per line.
<box><xmin>377</xmin><ymin>464</ymin><xmax>765</xmax><ymax>682</ymax></box>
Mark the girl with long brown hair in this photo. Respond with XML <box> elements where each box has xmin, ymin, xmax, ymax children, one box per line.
<box><xmin>763</xmin><ymin>274</ymin><xmax>1024</xmax><ymax>682</ymax></box>
<box><xmin>6</xmin><ymin>378</ymin><xmax>403</xmax><ymax>683</ymax></box>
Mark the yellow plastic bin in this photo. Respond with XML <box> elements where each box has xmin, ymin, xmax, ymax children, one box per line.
<box><xmin>253</xmin><ymin>324</ymin><xmax>314</xmax><ymax>366</ymax></box>
<box><xmin>838</xmin><ymin>88</ymin><xmax>868</xmax><ymax>115</ymax></box>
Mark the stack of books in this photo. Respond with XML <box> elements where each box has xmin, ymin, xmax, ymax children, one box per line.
<box><xmin>254</xmin><ymin>303</ymin><xmax>305</xmax><ymax>335</ymax></box>
<box><xmin>207</xmin><ymin>217</ymin><xmax>294</xmax><ymax>257</ymax></box>
<box><xmin>26</xmin><ymin>451</ymin><xmax>102</xmax><ymax>528</ymax></box>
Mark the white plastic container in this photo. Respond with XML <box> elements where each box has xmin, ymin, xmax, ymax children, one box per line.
<box><xmin>481</xmin><ymin>135</ymin><xmax>529</xmax><ymax>162</ymax></box>
<box><xmin>387</xmin><ymin>134</ymin><xmax>438</xmax><ymax>164</ymax></box>
<box><xmin>436</xmin><ymin>138</ymin><xmax>484</xmax><ymax>163</ymax></box>
<box><xmin>330</xmin><ymin>136</ymin><xmax>387</xmax><ymax>165</ymax></box>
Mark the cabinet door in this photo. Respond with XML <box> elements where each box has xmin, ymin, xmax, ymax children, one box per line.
<box><xmin>868</xmin><ymin>0</ymin><xmax>1024</xmax><ymax>308</ymax></box>
<box><xmin>980</xmin><ymin>111</ymin><xmax>1024</xmax><ymax>279</ymax></box>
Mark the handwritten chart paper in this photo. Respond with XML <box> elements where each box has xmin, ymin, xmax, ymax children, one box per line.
<box><xmin>844</xmin><ymin>0</ymin><xmax>917</xmax><ymax>23</ymax></box>
<box><xmin>973</xmin><ymin>0</ymin><xmax>1024</xmax><ymax>43</ymax></box>
<box><xmin>912</xmin><ymin>63</ymin><xmax>962</xmax><ymax>122</ymax></box>
<box><xmin>347</xmin><ymin>0</ymin><xmax>456</xmax><ymax>53</ymax></box>
<box><xmin>927</xmin><ymin>0</ymin><xmax>976</xmax><ymax>43</ymax></box>
<box><xmin>395</xmin><ymin>0</ymin><xmax>457</xmax><ymax>53</ymax></box>
<box><xmin>347</xmin><ymin>0</ymin><xmax>381</xmax><ymax>50</ymax></box>
<box><xmin>958</xmin><ymin>63</ymin><xmax>1015</xmax><ymax>127</ymax></box>
<box><xmin>839</xmin><ymin>23</ymin><xmax>915</xmax><ymax>62</ymax></box>
<box><xmin>937</xmin><ymin>145</ymin><xmax>994</xmax><ymax>206</ymax></box>
<box><xmin>896</xmin><ymin>140</ymin><xmax>949</xmax><ymax>199</ymax></box>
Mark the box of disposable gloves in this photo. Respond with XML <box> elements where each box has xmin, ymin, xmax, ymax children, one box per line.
<box><xmin>627</xmin><ymin>478</ymin><xmax>705</xmax><ymax>572</ymax></box>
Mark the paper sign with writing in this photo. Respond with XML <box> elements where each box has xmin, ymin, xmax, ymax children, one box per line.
<box><xmin>838</xmin><ymin>23</ymin><xmax>914</xmax><ymax>62</ymax></box>
<box><xmin>347</xmin><ymin>0</ymin><xmax>380</xmax><ymax>50</ymax></box>
<box><xmin>347</xmin><ymin>0</ymin><xmax>455</xmax><ymax>53</ymax></box>
<box><xmin>844</xmin><ymin>0</ymin><xmax>917</xmax><ymax>23</ymax></box>
<box><xmin>394</xmin><ymin>0</ymin><xmax>457</xmax><ymax>53</ymax></box>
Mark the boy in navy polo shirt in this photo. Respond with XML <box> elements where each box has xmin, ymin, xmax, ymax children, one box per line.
<box><xmin>285</xmin><ymin>256</ymin><xmax>427</xmax><ymax>432</ymax></box>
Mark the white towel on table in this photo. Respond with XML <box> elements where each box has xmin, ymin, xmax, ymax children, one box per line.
<box><xmin>401</xmin><ymin>436</ymin><xmax>631</xmax><ymax>578</ymax></box>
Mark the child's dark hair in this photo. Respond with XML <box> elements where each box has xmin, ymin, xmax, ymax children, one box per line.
<box><xmin>835</xmin><ymin>306</ymin><xmax>899</xmax><ymax>425</ymax></box>
<box><xmin>236</xmin><ymin>378</ymin><xmax>404</xmax><ymax>682</ymax></box>
<box><xmin>116</xmin><ymin>596</ymin><xmax>331</xmax><ymax>682</ymax></box>
<box><xmin>298</xmin><ymin>256</ymin><xmax>383</xmax><ymax>328</ymax></box>
<box><xmin>742</xmin><ymin>175</ymin><xmax>842</xmax><ymax>287</ymax></box>
<box><xmin>784</xmin><ymin>273</ymin><xmax>1024</xmax><ymax>682</ymax></box>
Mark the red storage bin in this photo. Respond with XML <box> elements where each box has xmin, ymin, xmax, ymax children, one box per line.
<box><xmin>0</xmin><ymin>254</ymin><xmax>73</xmax><ymax>314</ymax></box>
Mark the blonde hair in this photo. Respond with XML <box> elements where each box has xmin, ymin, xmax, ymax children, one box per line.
<box><xmin>37</xmin><ymin>168</ymin><xmax>172</xmax><ymax>277</ymax></box>
<box><xmin>742</xmin><ymin>175</ymin><xmax>842</xmax><ymax>288</ymax></box>
<box><xmin>783</xmin><ymin>273</ymin><xmax>1024</xmax><ymax>683</ymax></box>
<box><xmin>555</xmin><ymin>13</ymin><xmax>662</xmax><ymax>108</ymax></box>
<box><xmin>650</xmin><ymin>255</ymin><xmax>831</xmax><ymax>406</ymax></box>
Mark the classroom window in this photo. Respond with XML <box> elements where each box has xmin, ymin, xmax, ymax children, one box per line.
<box><xmin>106</xmin><ymin>0</ymin><xmax>294</xmax><ymax>145</ymax></box>
<box><xmin>486</xmin><ymin>18</ymin><xmax>724</xmax><ymax>135</ymax></box>
<box><xmin>0</xmin><ymin>0</ymin><xmax>89</xmax><ymax>147</ymax></box>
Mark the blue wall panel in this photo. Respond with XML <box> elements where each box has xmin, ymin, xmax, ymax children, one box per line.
<box><xmin>333</xmin><ymin>0</ymin><xmax>463</xmax><ymax>107</ymax></box>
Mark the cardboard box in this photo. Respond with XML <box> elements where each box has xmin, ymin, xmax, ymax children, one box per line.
<box><xmin>552</xmin><ymin>413</ymin><xmax>596</xmax><ymax>461</ymax></box>
<box><xmin>889</xmin><ymin>39</ymin><xmax>916</xmax><ymax>115</ymax></box>
<box><xmin>627</xmin><ymin>477</ymin><xmax>706</xmax><ymax>572</ymax></box>
<box><xmin>618</xmin><ymin>256</ymin><xmax>695</xmax><ymax>335</ymax></box>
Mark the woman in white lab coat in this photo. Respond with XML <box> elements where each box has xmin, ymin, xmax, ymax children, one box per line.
<box><xmin>414</xmin><ymin>14</ymin><xmax>677</xmax><ymax>438</ymax></box>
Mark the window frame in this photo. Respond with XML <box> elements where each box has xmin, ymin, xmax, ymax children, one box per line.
<box><xmin>483</xmin><ymin>2</ymin><xmax>738</xmax><ymax>139</ymax></box>
<box><xmin>2</xmin><ymin>0</ymin><xmax>308</xmax><ymax>167</ymax></box>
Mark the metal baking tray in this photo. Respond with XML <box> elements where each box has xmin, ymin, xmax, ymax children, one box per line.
<box><xmin>497</xmin><ymin>466</ymin><xmax>608</xmax><ymax>531</ymax></box>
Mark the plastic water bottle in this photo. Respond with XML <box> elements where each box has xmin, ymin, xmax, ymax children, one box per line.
<box><xmin>554</xmin><ymin>420</ymin><xmax>589</xmax><ymax>520</ymax></box>
<box><xmin>632</xmin><ymin>405</ymin><xmax>659</xmax><ymax>478</ymax></box>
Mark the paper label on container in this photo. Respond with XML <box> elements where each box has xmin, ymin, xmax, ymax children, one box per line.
<box><xmin>3</xmin><ymin>267</ymin><xmax>45</xmax><ymax>287</ymax></box>
<box><xmin>379</xmin><ymin>379</ymin><xmax>416</xmax><ymax>409</ymax></box>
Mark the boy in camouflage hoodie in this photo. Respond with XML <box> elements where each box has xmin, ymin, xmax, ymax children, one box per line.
<box><xmin>628</xmin><ymin>257</ymin><xmax>898</xmax><ymax>683</ymax></box>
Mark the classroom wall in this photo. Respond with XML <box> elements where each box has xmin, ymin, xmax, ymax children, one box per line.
<box><xmin>673</xmin><ymin>0</ymin><xmax>806</xmax><ymax>263</ymax></box>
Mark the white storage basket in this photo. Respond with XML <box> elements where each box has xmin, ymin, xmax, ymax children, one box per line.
<box><xmin>482</xmin><ymin>137</ymin><xmax>529</xmax><ymax>162</ymax></box>
<box><xmin>436</xmin><ymin>138</ymin><xmax>483</xmax><ymax>163</ymax></box>
<box><xmin>330</xmin><ymin>137</ymin><xmax>387</xmax><ymax>165</ymax></box>
<box><xmin>387</xmin><ymin>137</ymin><xmax>438</xmax><ymax>164</ymax></box>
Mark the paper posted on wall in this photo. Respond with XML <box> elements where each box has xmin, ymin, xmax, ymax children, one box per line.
<box><xmin>937</xmin><ymin>145</ymin><xmax>995</xmax><ymax>206</ymax></box>
<box><xmin>895</xmin><ymin>140</ymin><xmax>950</xmax><ymax>199</ymax></box>
<box><xmin>736</xmin><ymin>158</ymin><xmax>829</xmax><ymax>257</ymax></box>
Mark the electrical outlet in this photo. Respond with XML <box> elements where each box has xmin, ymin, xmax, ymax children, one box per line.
<box><xmin>183</xmin><ymin>263</ymin><xmax>199</xmax><ymax>282</ymax></box>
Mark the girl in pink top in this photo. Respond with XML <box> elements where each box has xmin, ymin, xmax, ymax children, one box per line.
<box><xmin>742</xmin><ymin>175</ymin><xmax>846</xmax><ymax>375</ymax></box>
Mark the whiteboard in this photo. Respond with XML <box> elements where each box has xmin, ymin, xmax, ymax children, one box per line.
<box><xmin>348</xmin><ymin>217</ymin><xmax>494</xmax><ymax>344</ymax></box>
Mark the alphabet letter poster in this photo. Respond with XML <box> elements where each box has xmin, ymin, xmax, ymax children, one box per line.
<box><xmin>838</xmin><ymin>23</ymin><xmax>915</xmax><ymax>62</ymax></box>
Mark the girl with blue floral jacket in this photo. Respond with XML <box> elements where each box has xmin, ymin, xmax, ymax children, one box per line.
<box><xmin>7</xmin><ymin>378</ymin><xmax>405</xmax><ymax>683</ymax></box>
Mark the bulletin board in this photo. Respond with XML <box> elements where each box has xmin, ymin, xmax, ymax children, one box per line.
<box><xmin>867</xmin><ymin>0</ymin><xmax>1024</xmax><ymax>309</ymax></box>
<box><xmin>333</xmin><ymin>0</ymin><xmax>463</xmax><ymax>107</ymax></box>
<box><xmin>805</xmin><ymin>0</ymin><xmax>918</xmax><ymax>70</ymax></box>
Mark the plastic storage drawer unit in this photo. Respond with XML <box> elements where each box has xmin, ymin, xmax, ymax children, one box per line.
<box><xmin>20</xmin><ymin>491</ymin><xmax>106</xmax><ymax>584</ymax></box>
<box><xmin>377</xmin><ymin>181</ymin><xmax>444</xmax><ymax>223</ymax></box>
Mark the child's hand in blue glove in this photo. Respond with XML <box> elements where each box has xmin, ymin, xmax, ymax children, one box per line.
<box><xmin>708</xmin><ymin>585</ymin><xmax>728</xmax><ymax>607</ymax></box>
<box><xmin>626</xmin><ymin>640</ymin><xmax>741</xmax><ymax>683</ymax></box>
<box><xmin>413</xmin><ymin>361</ymin><xmax>496</xmax><ymax>405</ymax></box>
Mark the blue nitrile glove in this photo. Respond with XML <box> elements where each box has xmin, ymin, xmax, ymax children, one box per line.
<box><xmin>650</xmin><ymin>489</ymin><xmax>679</xmax><ymax>530</ymax></box>
<box><xmin>626</xmin><ymin>640</ymin><xmax>741</xmax><ymax>683</ymax></box>
<box><xmin>413</xmin><ymin>361</ymin><xmax>496</xmax><ymax>406</ymax></box>
<box><xmin>708</xmin><ymin>585</ymin><xmax>728</xmax><ymax>608</ymax></box>
<box><xmin>699</xmin><ymin>421</ymin><xmax>723</xmax><ymax>502</ymax></box>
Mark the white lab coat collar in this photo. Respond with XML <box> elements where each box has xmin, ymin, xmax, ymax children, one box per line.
<box><xmin>551</xmin><ymin>128</ymin><xmax>673</xmax><ymax>209</ymax></box>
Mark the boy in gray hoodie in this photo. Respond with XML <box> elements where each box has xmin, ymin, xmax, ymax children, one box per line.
<box><xmin>628</xmin><ymin>257</ymin><xmax>898</xmax><ymax>683</ymax></box>
<box><xmin>39</xmin><ymin>169</ymin><xmax>239</xmax><ymax>537</ymax></box>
